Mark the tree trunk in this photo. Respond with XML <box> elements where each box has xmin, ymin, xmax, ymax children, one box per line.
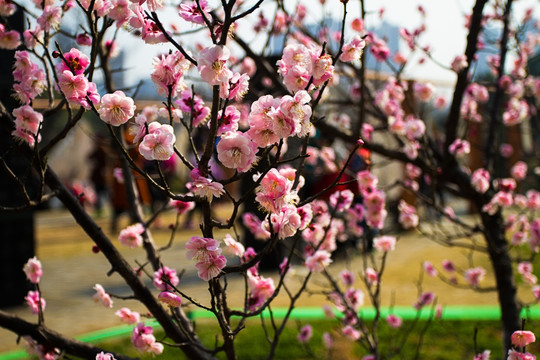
<box><xmin>481</xmin><ymin>211</ymin><xmax>521</xmax><ymax>355</ymax></box>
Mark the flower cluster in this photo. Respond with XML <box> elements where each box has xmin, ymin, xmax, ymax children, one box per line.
<box><xmin>186</xmin><ymin>236</ymin><xmax>227</xmax><ymax>281</ymax></box>
<box><xmin>131</xmin><ymin>323</ymin><xmax>163</xmax><ymax>354</ymax></box>
<box><xmin>12</xmin><ymin>51</ymin><xmax>46</xmax><ymax>104</ymax></box>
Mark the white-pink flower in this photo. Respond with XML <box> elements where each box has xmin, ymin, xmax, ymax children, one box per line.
<box><xmin>198</xmin><ymin>45</ymin><xmax>233</xmax><ymax>86</ymax></box>
<box><xmin>118</xmin><ymin>223</ymin><xmax>145</xmax><ymax>248</ymax></box>
<box><xmin>115</xmin><ymin>307</ymin><xmax>140</xmax><ymax>324</ymax></box>
<box><xmin>25</xmin><ymin>290</ymin><xmax>45</xmax><ymax>314</ymax></box>
<box><xmin>158</xmin><ymin>291</ymin><xmax>182</xmax><ymax>307</ymax></box>
<box><xmin>93</xmin><ymin>284</ymin><xmax>113</xmax><ymax>308</ymax></box>
<box><xmin>189</xmin><ymin>169</ymin><xmax>224</xmax><ymax>201</ymax></box>
<box><xmin>195</xmin><ymin>255</ymin><xmax>227</xmax><ymax>281</ymax></box>
<box><xmin>131</xmin><ymin>322</ymin><xmax>163</xmax><ymax>354</ymax></box>
<box><xmin>138</xmin><ymin>122</ymin><xmax>176</xmax><ymax>161</ymax></box>
<box><xmin>305</xmin><ymin>250</ymin><xmax>332</xmax><ymax>272</ymax></box>
<box><xmin>223</xmin><ymin>234</ymin><xmax>245</xmax><ymax>258</ymax></box>
<box><xmin>23</xmin><ymin>256</ymin><xmax>43</xmax><ymax>284</ymax></box>
<box><xmin>217</xmin><ymin>131</ymin><xmax>257</xmax><ymax>173</ymax></box>
<box><xmin>98</xmin><ymin>91</ymin><xmax>136</xmax><ymax>126</ymax></box>
<box><xmin>373</xmin><ymin>235</ymin><xmax>396</xmax><ymax>252</ymax></box>
<box><xmin>464</xmin><ymin>267</ymin><xmax>486</xmax><ymax>288</ymax></box>
<box><xmin>153</xmin><ymin>266</ymin><xmax>179</xmax><ymax>291</ymax></box>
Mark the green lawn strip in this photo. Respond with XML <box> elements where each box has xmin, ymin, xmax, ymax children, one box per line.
<box><xmin>2</xmin><ymin>305</ymin><xmax>539</xmax><ymax>360</ymax></box>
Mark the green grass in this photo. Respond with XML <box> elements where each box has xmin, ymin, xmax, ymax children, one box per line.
<box><xmin>92</xmin><ymin>318</ymin><xmax>540</xmax><ymax>360</ymax></box>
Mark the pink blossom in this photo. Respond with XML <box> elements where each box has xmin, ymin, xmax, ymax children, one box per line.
<box><xmin>131</xmin><ymin>322</ymin><xmax>163</xmax><ymax>354</ymax></box>
<box><xmin>414</xmin><ymin>82</ymin><xmax>435</xmax><ymax>102</ymax></box>
<box><xmin>223</xmin><ymin>234</ymin><xmax>245</xmax><ymax>258</ymax></box>
<box><xmin>186</xmin><ymin>236</ymin><xmax>222</xmax><ymax>262</ymax></box>
<box><xmin>179</xmin><ymin>0</ymin><xmax>211</xmax><ymax>24</ymax></box>
<box><xmin>189</xmin><ymin>168</ymin><xmax>224</xmax><ymax>201</ymax></box>
<box><xmin>297</xmin><ymin>324</ymin><xmax>313</xmax><ymax>343</ymax></box>
<box><xmin>365</xmin><ymin>267</ymin><xmax>378</xmax><ymax>286</ymax></box>
<box><xmin>98</xmin><ymin>91</ymin><xmax>136</xmax><ymax>126</ymax></box>
<box><xmin>398</xmin><ymin>200</ymin><xmax>418</xmax><ymax>229</ymax></box>
<box><xmin>340</xmin><ymin>270</ymin><xmax>355</xmax><ymax>286</ymax></box>
<box><xmin>532</xmin><ymin>286</ymin><xmax>540</xmax><ymax>300</ymax></box>
<box><xmin>342</xmin><ymin>325</ymin><xmax>361</xmax><ymax>340</ymax></box>
<box><xmin>170</xmin><ymin>199</ymin><xmax>195</xmax><ymax>215</ymax></box>
<box><xmin>76</xmin><ymin>33</ymin><xmax>92</xmax><ymax>46</ymax></box>
<box><xmin>56</xmin><ymin>48</ymin><xmax>89</xmax><ymax>75</ymax></box>
<box><xmin>217</xmin><ymin>131</ymin><xmax>257</xmax><ymax>173</ymax></box>
<box><xmin>0</xmin><ymin>0</ymin><xmax>16</xmax><ymax>16</ymax></box>
<box><xmin>279</xmin><ymin>90</ymin><xmax>312</xmax><ymax>137</ymax></box>
<box><xmin>58</xmin><ymin>70</ymin><xmax>89</xmax><ymax>102</ymax></box>
<box><xmin>37</xmin><ymin>6</ymin><xmax>62</xmax><ymax>32</ymax></box>
<box><xmin>153</xmin><ymin>266</ymin><xmax>179</xmax><ymax>291</ymax></box>
<box><xmin>404</xmin><ymin>116</ymin><xmax>426</xmax><ymax>140</ymax></box>
<box><xmin>221</xmin><ymin>72</ymin><xmax>250</xmax><ymax>101</ymax></box>
<box><xmin>451</xmin><ymin>54</ymin><xmax>468</xmax><ymax>72</ymax></box>
<box><xmin>403</xmin><ymin>141</ymin><xmax>420</xmax><ymax>160</ymax></box>
<box><xmin>198</xmin><ymin>45</ymin><xmax>233</xmax><ymax>86</ymax></box>
<box><xmin>115</xmin><ymin>307</ymin><xmax>140</xmax><ymax>324</ymax></box>
<box><xmin>95</xmin><ymin>352</ymin><xmax>116</xmax><ymax>360</ymax></box>
<box><xmin>0</xmin><ymin>24</ymin><xmax>21</xmax><ymax>49</ymax></box>
<box><xmin>340</xmin><ymin>36</ymin><xmax>366</xmax><ymax>62</ymax></box>
<box><xmin>242</xmin><ymin>213</ymin><xmax>270</xmax><ymax>240</ymax></box>
<box><xmin>329</xmin><ymin>189</ymin><xmax>354</xmax><ymax>212</ymax></box>
<box><xmin>118</xmin><ymin>223</ymin><xmax>145</xmax><ymax>248</ymax></box>
<box><xmin>507</xmin><ymin>349</ymin><xmax>536</xmax><ymax>360</ymax></box>
<box><xmin>464</xmin><ymin>267</ymin><xmax>486</xmax><ymax>288</ymax></box>
<box><xmin>500</xmin><ymin>143</ymin><xmax>514</xmax><ymax>158</ymax></box>
<box><xmin>305</xmin><ymin>250</ymin><xmax>332</xmax><ymax>272</ymax></box>
<box><xmin>413</xmin><ymin>292</ymin><xmax>435</xmax><ymax>309</ymax></box>
<box><xmin>93</xmin><ymin>284</ymin><xmax>113</xmax><ymax>308</ymax></box>
<box><xmin>473</xmin><ymin>350</ymin><xmax>491</xmax><ymax>360</ymax></box>
<box><xmin>511</xmin><ymin>161</ymin><xmax>528</xmax><ymax>181</ymax></box>
<box><xmin>158</xmin><ymin>291</ymin><xmax>182</xmax><ymax>307</ymax></box>
<box><xmin>373</xmin><ymin>235</ymin><xmax>396</xmax><ymax>252</ymax></box>
<box><xmin>471</xmin><ymin>168</ymin><xmax>490</xmax><ymax>193</ymax></box>
<box><xmin>511</xmin><ymin>330</ymin><xmax>536</xmax><ymax>347</ymax></box>
<box><xmin>442</xmin><ymin>260</ymin><xmax>455</xmax><ymax>273</ymax></box>
<box><xmin>23</xmin><ymin>256</ymin><xmax>43</xmax><ymax>284</ymax></box>
<box><xmin>139</xmin><ymin>123</ymin><xmax>176</xmax><ymax>161</ymax></box>
<box><xmin>247</xmin><ymin>272</ymin><xmax>275</xmax><ymax>310</ymax></box>
<box><xmin>423</xmin><ymin>261</ymin><xmax>438</xmax><ymax>277</ymax></box>
<box><xmin>25</xmin><ymin>290</ymin><xmax>45</xmax><ymax>314</ymax></box>
<box><xmin>255</xmin><ymin>168</ymin><xmax>295</xmax><ymax>213</ymax></box>
<box><xmin>448</xmin><ymin>138</ymin><xmax>470</xmax><ymax>157</ymax></box>
<box><xmin>503</xmin><ymin>98</ymin><xmax>529</xmax><ymax>126</ymax></box>
<box><xmin>386</xmin><ymin>314</ymin><xmax>403</xmax><ymax>328</ymax></box>
<box><xmin>151</xmin><ymin>51</ymin><xmax>191</xmax><ymax>98</ymax></box>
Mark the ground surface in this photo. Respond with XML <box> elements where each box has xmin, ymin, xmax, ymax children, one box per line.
<box><xmin>0</xmin><ymin>204</ymin><xmax>532</xmax><ymax>353</ymax></box>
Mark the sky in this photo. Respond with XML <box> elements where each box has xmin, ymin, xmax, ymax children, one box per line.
<box><xmin>99</xmin><ymin>0</ymin><xmax>540</xmax><ymax>95</ymax></box>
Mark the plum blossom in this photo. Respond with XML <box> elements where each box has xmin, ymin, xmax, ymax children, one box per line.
<box><xmin>23</xmin><ymin>256</ymin><xmax>43</xmax><ymax>284</ymax></box>
<box><xmin>471</xmin><ymin>168</ymin><xmax>490</xmax><ymax>193</ymax></box>
<box><xmin>503</xmin><ymin>98</ymin><xmax>529</xmax><ymax>126</ymax></box>
<box><xmin>269</xmin><ymin>204</ymin><xmax>302</xmax><ymax>239</ymax></box>
<box><xmin>305</xmin><ymin>250</ymin><xmax>332</xmax><ymax>272</ymax></box>
<box><xmin>342</xmin><ymin>325</ymin><xmax>361</xmax><ymax>340</ymax></box>
<box><xmin>0</xmin><ymin>24</ymin><xmax>20</xmax><ymax>49</ymax></box>
<box><xmin>511</xmin><ymin>161</ymin><xmax>528</xmax><ymax>181</ymax></box>
<box><xmin>365</xmin><ymin>267</ymin><xmax>378</xmax><ymax>286</ymax></box>
<box><xmin>217</xmin><ymin>131</ymin><xmax>257</xmax><ymax>173</ymax></box>
<box><xmin>118</xmin><ymin>223</ymin><xmax>145</xmax><ymax>248</ymax></box>
<box><xmin>464</xmin><ymin>267</ymin><xmax>486</xmax><ymax>288</ymax></box>
<box><xmin>179</xmin><ymin>0</ymin><xmax>211</xmax><ymax>24</ymax></box>
<box><xmin>25</xmin><ymin>290</ymin><xmax>45</xmax><ymax>314</ymax></box>
<box><xmin>329</xmin><ymin>189</ymin><xmax>354</xmax><ymax>212</ymax></box>
<box><xmin>386</xmin><ymin>314</ymin><xmax>403</xmax><ymax>328</ymax></box>
<box><xmin>255</xmin><ymin>168</ymin><xmax>296</xmax><ymax>213</ymax></box>
<box><xmin>186</xmin><ymin>236</ymin><xmax>227</xmax><ymax>281</ymax></box>
<box><xmin>413</xmin><ymin>291</ymin><xmax>435</xmax><ymax>309</ymax></box>
<box><xmin>507</xmin><ymin>349</ymin><xmax>536</xmax><ymax>360</ymax></box>
<box><xmin>93</xmin><ymin>284</ymin><xmax>113</xmax><ymax>308</ymax></box>
<box><xmin>398</xmin><ymin>200</ymin><xmax>418</xmax><ymax>229</ymax></box>
<box><xmin>247</xmin><ymin>271</ymin><xmax>275</xmax><ymax>310</ymax></box>
<box><xmin>511</xmin><ymin>330</ymin><xmax>536</xmax><ymax>348</ymax></box>
<box><xmin>448</xmin><ymin>138</ymin><xmax>470</xmax><ymax>157</ymax></box>
<box><xmin>158</xmin><ymin>291</ymin><xmax>182</xmax><ymax>307</ymax></box>
<box><xmin>340</xmin><ymin>36</ymin><xmax>366</xmax><ymax>62</ymax></box>
<box><xmin>115</xmin><ymin>307</ymin><xmax>140</xmax><ymax>324</ymax></box>
<box><xmin>297</xmin><ymin>324</ymin><xmax>313</xmax><ymax>343</ymax></box>
<box><xmin>37</xmin><ymin>6</ymin><xmax>62</xmax><ymax>32</ymax></box>
<box><xmin>189</xmin><ymin>169</ymin><xmax>224</xmax><ymax>201</ymax></box>
<box><xmin>151</xmin><ymin>51</ymin><xmax>191</xmax><ymax>98</ymax></box>
<box><xmin>223</xmin><ymin>234</ymin><xmax>245</xmax><ymax>257</ymax></box>
<box><xmin>423</xmin><ymin>261</ymin><xmax>438</xmax><ymax>277</ymax></box>
<box><xmin>373</xmin><ymin>235</ymin><xmax>396</xmax><ymax>252</ymax></box>
<box><xmin>98</xmin><ymin>91</ymin><xmax>136</xmax><ymax>126</ymax></box>
<box><xmin>95</xmin><ymin>352</ymin><xmax>116</xmax><ymax>360</ymax></box>
<box><xmin>451</xmin><ymin>54</ymin><xmax>468</xmax><ymax>72</ymax></box>
<box><xmin>198</xmin><ymin>45</ymin><xmax>233</xmax><ymax>86</ymax></box>
<box><xmin>131</xmin><ymin>323</ymin><xmax>163</xmax><ymax>354</ymax></box>
<box><xmin>153</xmin><ymin>266</ymin><xmax>179</xmax><ymax>291</ymax></box>
<box><xmin>473</xmin><ymin>350</ymin><xmax>491</xmax><ymax>360</ymax></box>
<box><xmin>139</xmin><ymin>122</ymin><xmax>176</xmax><ymax>161</ymax></box>
<box><xmin>56</xmin><ymin>48</ymin><xmax>89</xmax><ymax>75</ymax></box>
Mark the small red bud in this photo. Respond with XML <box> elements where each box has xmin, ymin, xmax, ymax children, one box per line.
<box><xmin>357</xmin><ymin>139</ymin><xmax>365</xmax><ymax>146</ymax></box>
<box><xmin>52</xmin><ymin>51</ymin><xmax>61</xmax><ymax>58</ymax></box>
<box><xmin>92</xmin><ymin>245</ymin><xmax>100</xmax><ymax>253</ymax></box>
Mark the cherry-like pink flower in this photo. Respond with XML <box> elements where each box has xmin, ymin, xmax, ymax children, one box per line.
<box><xmin>413</xmin><ymin>291</ymin><xmax>434</xmax><ymax>309</ymax></box>
<box><xmin>329</xmin><ymin>189</ymin><xmax>354</xmax><ymax>212</ymax></box>
<box><xmin>386</xmin><ymin>314</ymin><xmax>403</xmax><ymax>329</ymax></box>
<box><xmin>118</xmin><ymin>223</ymin><xmax>145</xmax><ymax>248</ymax></box>
<box><xmin>448</xmin><ymin>138</ymin><xmax>470</xmax><ymax>157</ymax></box>
<box><xmin>511</xmin><ymin>161</ymin><xmax>528</xmax><ymax>181</ymax></box>
<box><xmin>186</xmin><ymin>236</ymin><xmax>222</xmax><ymax>262</ymax></box>
<box><xmin>217</xmin><ymin>131</ymin><xmax>257</xmax><ymax>173</ymax></box>
<box><xmin>198</xmin><ymin>45</ymin><xmax>233</xmax><ymax>86</ymax></box>
<box><xmin>158</xmin><ymin>291</ymin><xmax>182</xmax><ymax>307</ymax></box>
<box><xmin>37</xmin><ymin>6</ymin><xmax>62</xmax><ymax>32</ymax></box>
<box><xmin>451</xmin><ymin>54</ymin><xmax>468</xmax><ymax>72</ymax></box>
<box><xmin>471</xmin><ymin>168</ymin><xmax>490</xmax><ymax>193</ymax></box>
<box><xmin>139</xmin><ymin>123</ymin><xmax>176</xmax><ymax>161</ymax></box>
<box><xmin>93</xmin><ymin>284</ymin><xmax>113</xmax><ymax>308</ymax></box>
<box><xmin>223</xmin><ymin>234</ymin><xmax>245</xmax><ymax>258</ymax></box>
<box><xmin>511</xmin><ymin>330</ymin><xmax>536</xmax><ymax>348</ymax></box>
<box><xmin>342</xmin><ymin>325</ymin><xmax>361</xmax><ymax>340</ymax></box>
<box><xmin>195</xmin><ymin>255</ymin><xmax>227</xmax><ymax>281</ymax></box>
<box><xmin>189</xmin><ymin>169</ymin><xmax>224</xmax><ymax>202</ymax></box>
<box><xmin>25</xmin><ymin>290</ymin><xmax>45</xmax><ymax>314</ymax></box>
<box><xmin>131</xmin><ymin>322</ymin><xmax>163</xmax><ymax>354</ymax></box>
<box><xmin>473</xmin><ymin>350</ymin><xmax>490</xmax><ymax>360</ymax></box>
<box><xmin>56</xmin><ymin>48</ymin><xmax>89</xmax><ymax>75</ymax></box>
<box><xmin>115</xmin><ymin>307</ymin><xmax>140</xmax><ymax>324</ymax></box>
<box><xmin>373</xmin><ymin>235</ymin><xmax>396</xmax><ymax>252</ymax></box>
<box><xmin>23</xmin><ymin>256</ymin><xmax>43</xmax><ymax>284</ymax></box>
<box><xmin>58</xmin><ymin>70</ymin><xmax>89</xmax><ymax>102</ymax></box>
<box><xmin>340</xmin><ymin>36</ymin><xmax>366</xmax><ymax>62</ymax></box>
<box><xmin>170</xmin><ymin>199</ymin><xmax>195</xmax><ymax>215</ymax></box>
<box><xmin>297</xmin><ymin>324</ymin><xmax>313</xmax><ymax>343</ymax></box>
<box><xmin>98</xmin><ymin>91</ymin><xmax>136</xmax><ymax>126</ymax></box>
<box><xmin>153</xmin><ymin>266</ymin><xmax>179</xmax><ymax>291</ymax></box>
<box><xmin>464</xmin><ymin>267</ymin><xmax>486</xmax><ymax>288</ymax></box>
<box><xmin>305</xmin><ymin>250</ymin><xmax>332</xmax><ymax>272</ymax></box>
<box><xmin>179</xmin><ymin>0</ymin><xmax>210</xmax><ymax>24</ymax></box>
<box><xmin>95</xmin><ymin>352</ymin><xmax>116</xmax><ymax>360</ymax></box>
<box><xmin>423</xmin><ymin>261</ymin><xmax>438</xmax><ymax>277</ymax></box>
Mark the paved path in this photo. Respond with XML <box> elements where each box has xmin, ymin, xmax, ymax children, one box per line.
<box><xmin>0</xmin><ymin>207</ymin><xmax>515</xmax><ymax>354</ymax></box>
